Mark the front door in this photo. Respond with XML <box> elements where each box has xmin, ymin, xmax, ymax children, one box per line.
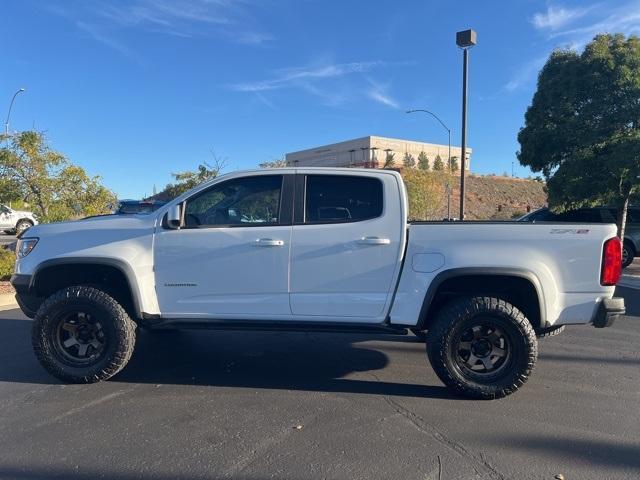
<box><xmin>154</xmin><ymin>174</ymin><xmax>293</xmax><ymax>318</ymax></box>
<box><xmin>289</xmin><ymin>173</ymin><xmax>404</xmax><ymax>320</ymax></box>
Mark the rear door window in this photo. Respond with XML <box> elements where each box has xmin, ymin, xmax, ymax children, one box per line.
<box><xmin>304</xmin><ymin>175</ymin><xmax>383</xmax><ymax>224</ymax></box>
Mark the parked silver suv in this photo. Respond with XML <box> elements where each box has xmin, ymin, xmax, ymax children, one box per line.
<box><xmin>519</xmin><ymin>207</ymin><xmax>639</xmax><ymax>268</ymax></box>
<box><xmin>0</xmin><ymin>204</ymin><xmax>38</xmax><ymax>235</ymax></box>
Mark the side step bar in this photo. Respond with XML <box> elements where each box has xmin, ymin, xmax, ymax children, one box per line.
<box><xmin>142</xmin><ymin>319</ymin><xmax>408</xmax><ymax>335</ymax></box>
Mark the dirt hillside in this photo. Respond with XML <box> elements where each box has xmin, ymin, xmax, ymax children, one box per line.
<box><xmin>419</xmin><ymin>173</ymin><xmax>548</xmax><ymax>221</ymax></box>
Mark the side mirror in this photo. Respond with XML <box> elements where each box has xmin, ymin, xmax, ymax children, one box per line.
<box><xmin>165</xmin><ymin>204</ymin><xmax>183</xmax><ymax>229</ymax></box>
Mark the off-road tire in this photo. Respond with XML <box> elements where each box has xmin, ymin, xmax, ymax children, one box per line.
<box><xmin>536</xmin><ymin>325</ymin><xmax>565</xmax><ymax>338</ymax></box>
<box><xmin>425</xmin><ymin>296</ymin><xmax>538</xmax><ymax>400</ymax></box>
<box><xmin>32</xmin><ymin>286</ymin><xmax>136</xmax><ymax>383</ymax></box>
<box><xmin>622</xmin><ymin>242</ymin><xmax>635</xmax><ymax>269</ymax></box>
<box><xmin>410</xmin><ymin>327</ymin><xmax>426</xmax><ymax>342</ymax></box>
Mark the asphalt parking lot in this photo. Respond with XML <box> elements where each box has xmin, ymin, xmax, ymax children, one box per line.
<box><xmin>0</xmin><ymin>287</ymin><xmax>638</xmax><ymax>480</ymax></box>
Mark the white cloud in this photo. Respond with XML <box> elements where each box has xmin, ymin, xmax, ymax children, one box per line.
<box><xmin>532</xmin><ymin>5</ymin><xmax>590</xmax><ymax>31</ymax></box>
<box><xmin>96</xmin><ymin>0</ymin><xmax>232</xmax><ymax>30</ymax></box>
<box><xmin>253</xmin><ymin>92</ymin><xmax>276</xmax><ymax>110</ymax></box>
<box><xmin>366</xmin><ymin>80</ymin><xmax>400</xmax><ymax>109</ymax></box>
<box><xmin>75</xmin><ymin>21</ymin><xmax>136</xmax><ymax>59</ymax></box>
<box><xmin>230</xmin><ymin>61</ymin><xmax>385</xmax><ymax>92</ymax></box>
<box><xmin>231</xmin><ymin>60</ymin><xmax>405</xmax><ymax>109</ymax></box>
<box><xmin>504</xmin><ymin>56</ymin><xmax>547</xmax><ymax>92</ymax></box>
<box><xmin>368</xmin><ymin>90</ymin><xmax>399</xmax><ymax>109</ymax></box>
<box><xmin>551</xmin><ymin>5</ymin><xmax>640</xmax><ymax>46</ymax></box>
<box><xmin>509</xmin><ymin>1</ymin><xmax>640</xmax><ymax>94</ymax></box>
<box><xmin>44</xmin><ymin>0</ymin><xmax>272</xmax><ymax>57</ymax></box>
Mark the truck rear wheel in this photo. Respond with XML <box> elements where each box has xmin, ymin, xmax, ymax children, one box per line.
<box><xmin>32</xmin><ymin>286</ymin><xmax>136</xmax><ymax>383</ymax></box>
<box><xmin>425</xmin><ymin>297</ymin><xmax>538</xmax><ymax>399</ymax></box>
<box><xmin>622</xmin><ymin>241</ymin><xmax>635</xmax><ymax>268</ymax></box>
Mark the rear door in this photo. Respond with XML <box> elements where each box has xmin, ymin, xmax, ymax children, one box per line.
<box><xmin>289</xmin><ymin>172</ymin><xmax>404</xmax><ymax>320</ymax></box>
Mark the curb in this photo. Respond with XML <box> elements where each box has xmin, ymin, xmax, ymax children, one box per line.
<box><xmin>0</xmin><ymin>293</ymin><xmax>18</xmax><ymax>310</ymax></box>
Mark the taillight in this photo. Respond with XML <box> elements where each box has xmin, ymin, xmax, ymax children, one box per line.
<box><xmin>601</xmin><ymin>237</ymin><xmax>622</xmax><ymax>286</ymax></box>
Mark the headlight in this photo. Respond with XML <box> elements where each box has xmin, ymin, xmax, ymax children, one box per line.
<box><xmin>16</xmin><ymin>238</ymin><xmax>38</xmax><ymax>258</ymax></box>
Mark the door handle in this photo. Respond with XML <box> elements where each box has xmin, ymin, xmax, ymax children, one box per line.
<box><xmin>255</xmin><ymin>238</ymin><xmax>284</xmax><ymax>247</ymax></box>
<box><xmin>357</xmin><ymin>236</ymin><xmax>391</xmax><ymax>245</ymax></box>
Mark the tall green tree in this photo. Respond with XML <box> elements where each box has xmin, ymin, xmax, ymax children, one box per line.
<box><xmin>259</xmin><ymin>157</ymin><xmax>287</xmax><ymax>168</ymax></box>
<box><xmin>403</xmin><ymin>152</ymin><xmax>416</xmax><ymax>168</ymax></box>
<box><xmin>0</xmin><ymin>131</ymin><xmax>116</xmax><ymax>222</ymax></box>
<box><xmin>0</xmin><ymin>177</ymin><xmax>22</xmax><ymax>204</ymax></box>
<box><xmin>518</xmin><ymin>34</ymin><xmax>640</xmax><ymax>239</ymax></box>
<box><xmin>418</xmin><ymin>151</ymin><xmax>429</xmax><ymax>170</ymax></box>
<box><xmin>433</xmin><ymin>155</ymin><xmax>444</xmax><ymax>171</ymax></box>
<box><xmin>162</xmin><ymin>154</ymin><xmax>227</xmax><ymax>199</ymax></box>
<box><xmin>402</xmin><ymin>169</ymin><xmax>440</xmax><ymax>220</ymax></box>
<box><xmin>450</xmin><ymin>156</ymin><xmax>459</xmax><ymax>173</ymax></box>
<box><xmin>383</xmin><ymin>151</ymin><xmax>396</xmax><ymax>168</ymax></box>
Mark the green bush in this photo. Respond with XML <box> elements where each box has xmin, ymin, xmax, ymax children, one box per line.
<box><xmin>0</xmin><ymin>248</ymin><xmax>16</xmax><ymax>281</ymax></box>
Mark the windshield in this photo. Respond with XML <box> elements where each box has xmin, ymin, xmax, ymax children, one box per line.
<box><xmin>117</xmin><ymin>201</ymin><xmax>165</xmax><ymax>215</ymax></box>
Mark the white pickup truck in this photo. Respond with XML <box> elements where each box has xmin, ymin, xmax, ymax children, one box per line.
<box><xmin>0</xmin><ymin>204</ymin><xmax>37</xmax><ymax>235</ymax></box>
<box><xmin>11</xmin><ymin>168</ymin><xmax>625</xmax><ymax>399</ymax></box>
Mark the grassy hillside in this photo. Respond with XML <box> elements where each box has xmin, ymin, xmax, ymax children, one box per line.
<box><xmin>402</xmin><ymin>170</ymin><xmax>547</xmax><ymax>221</ymax></box>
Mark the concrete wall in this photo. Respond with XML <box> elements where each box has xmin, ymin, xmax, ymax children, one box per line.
<box><xmin>285</xmin><ymin>136</ymin><xmax>471</xmax><ymax>170</ymax></box>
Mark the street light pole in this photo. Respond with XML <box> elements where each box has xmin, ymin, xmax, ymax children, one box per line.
<box><xmin>406</xmin><ymin>108</ymin><xmax>452</xmax><ymax>219</ymax></box>
<box><xmin>456</xmin><ymin>29</ymin><xmax>477</xmax><ymax>221</ymax></box>
<box><xmin>4</xmin><ymin>88</ymin><xmax>26</xmax><ymax>137</ymax></box>
<box><xmin>460</xmin><ymin>47</ymin><xmax>469</xmax><ymax>220</ymax></box>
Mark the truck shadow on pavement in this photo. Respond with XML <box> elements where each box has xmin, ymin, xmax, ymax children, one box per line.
<box><xmin>0</xmin><ymin>317</ymin><xmax>458</xmax><ymax>400</ymax></box>
<box><xmin>117</xmin><ymin>330</ymin><xmax>460</xmax><ymax>399</ymax></box>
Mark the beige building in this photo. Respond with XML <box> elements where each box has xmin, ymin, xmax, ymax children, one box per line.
<box><xmin>285</xmin><ymin>135</ymin><xmax>471</xmax><ymax>170</ymax></box>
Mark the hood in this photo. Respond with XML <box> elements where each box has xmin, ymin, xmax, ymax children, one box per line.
<box><xmin>11</xmin><ymin>210</ymin><xmax>36</xmax><ymax>217</ymax></box>
<box><xmin>24</xmin><ymin>213</ymin><xmax>158</xmax><ymax>237</ymax></box>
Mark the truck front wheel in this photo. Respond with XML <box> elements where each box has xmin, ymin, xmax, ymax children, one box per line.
<box><xmin>426</xmin><ymin>297</ymin><xmax>538</xmax><ymax>399</ymax></box>
<box><xmin>32</xmin><ymin>286</ymin><xmax>136</xmax><ymax>383</ymax></box>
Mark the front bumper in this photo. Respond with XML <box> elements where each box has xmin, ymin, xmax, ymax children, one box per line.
<box><xmin>592</xmin><ymin>297</ymin><xmax>625</xmax><ymax>328</ymax></box>
<box><xmin>10</xmin><ymin>274</ymin><xmax>39</xmax><ymax>318</ymax></box>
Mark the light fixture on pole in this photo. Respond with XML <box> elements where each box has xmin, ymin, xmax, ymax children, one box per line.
<box><xmin>406</xmin><ymin>109</ymin><xmax>451</xmax><ymax>172</ymax></box>
<box><xmin>4</xmin><ymin>87</ymin><xmax>26</xmax><ymax>137</ymax></box>
<box><xmin>456</xmin><ymin>29</ymin><xmax>476</xmax><ymax>221</ymax></box>
<box><xmin>406</xmin><ymin>108</ymin><xmax>452</xmax><ymax>219</ymax></box>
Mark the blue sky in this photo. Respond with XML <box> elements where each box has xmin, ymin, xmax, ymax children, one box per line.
<box><xmin>2</xmin><ymin>0</ymin><xmax>639</xmax><ymax>198</ymax></box>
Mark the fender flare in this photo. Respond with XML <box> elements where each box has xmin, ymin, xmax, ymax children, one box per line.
<box><xmin>31</xmin><ymin>257</ymin><xmax>144</xmax><ymax>317</ymax></box>
<box><xmin>417</xmin><ymin>267</ymin><xmax>547</xmax><ymax>329</ymax></box>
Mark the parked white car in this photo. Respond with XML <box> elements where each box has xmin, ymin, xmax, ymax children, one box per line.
<box><xmin>11</xmin><ymin>168</ymin><xmax>625</xmax><ymax>399</ymax></box>
<box><xmin>0</xmin><ymin>204</ymin><xmax>37</xmax><ymax>235</ymax></box>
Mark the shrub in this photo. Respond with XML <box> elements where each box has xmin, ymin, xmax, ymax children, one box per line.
<box><xmin>0</xmin><ymin>248</ymin><xmax>15</xmax><ymax>281</ymax></box>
